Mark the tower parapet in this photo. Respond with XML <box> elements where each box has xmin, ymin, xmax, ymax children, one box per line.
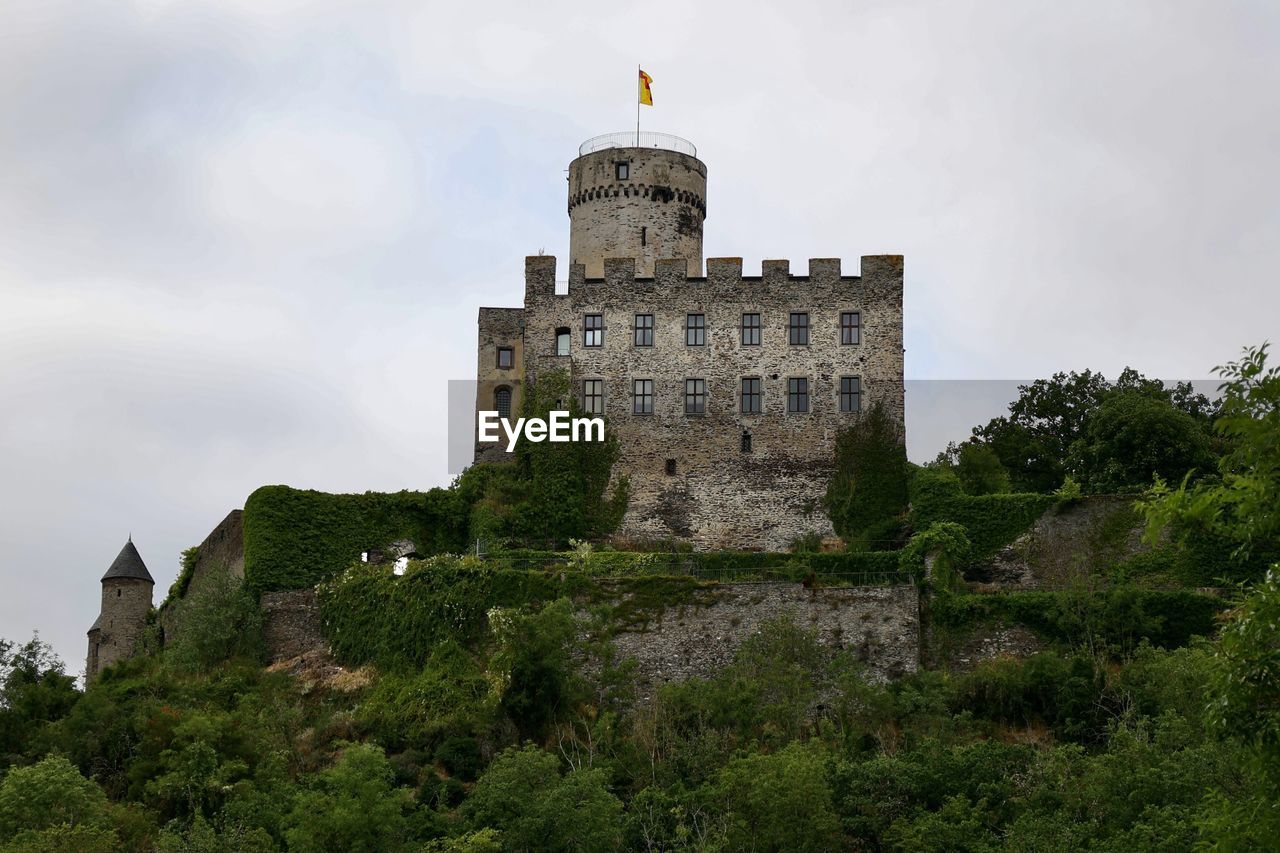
<box><xmin>568</xmin><ymin>133</ymin><xmax>706</xmax><ymax>278</ymax></box>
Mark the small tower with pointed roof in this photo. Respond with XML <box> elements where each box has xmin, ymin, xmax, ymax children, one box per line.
<box><xmin>86</xmin><ymin>538</ymin><xmax>154</xmax><ymax>682</ymax></box>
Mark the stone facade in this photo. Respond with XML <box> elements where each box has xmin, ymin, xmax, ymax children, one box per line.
<box><xmin>597</xmin><ymin>582</ymin><xmax>919</xmax><ymax>699</ymax></box>
<box><xmin>86</xmin><ymin>540</ymin><xmax>155</xmax><ymax>683</ymax></box>
<box><xmin>474</xmin><ymin>136</ymin><xmax>905</xmax><ymax>551</ymax></box>
<box><xmin>569</xmin><ymin>145</ymin><xmax>706</xmax><ymax>277</ymax></box>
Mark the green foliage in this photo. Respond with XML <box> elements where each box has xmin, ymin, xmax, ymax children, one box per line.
<box><xmin>930</xmin><ymin>587</ymin><xmax>1224</xmax><ymax>654</ymax></box>
<box><xmin>900</xmin><ymin>522</ymin><xmax>971</xmax><ymax>589</ymax></box>
<box><xmin>162</xmin><ymin>546</ymin><xmax>200</xmax><ymax>610</ymax></box>
<box><xmin>1207</xmin><ymin>568</ymin><xmax>1280</xmax><ymax>769</ymax></box>
<box><xmin>0</xmin><ymin>636</ymin><xmax>78</xmax><ymax>767</ymax></box>
<box><xmin>488</xmin><ymin>599</ymin><xmax>579</xmax><ymax>740</ymax></box>
<box><xmin>243</xmin><ymin>485</ymin><xmax>468</xmax><ymax>592</ymax></box>
<box><xmin>356</xmin><ymin>645</ymin><xmax>494</xmax><ymax>752</ymax></box>
<box><xmin>317</xmin><ymin>557</ymin><xmax>567</xmax><ymax>670</ymax></box>
<box><xmin>1143</xmin><ymin>343</ymin><xmax>1280</xmax><ymax>560</ymax></box>
<box><xmin>825</xmin><ymin>402</ymin><xmax>909</xmax><ymax>549</ymax></box>
<box><xmin>1067</xmin><ymin>390</ymin><xmax>1214</xmax><ymax>494</ymax></box>
<box><xmin>163</xmin><ymin>571</ymin><xmax>264</xmax><ymax>673</ymax></box>
<box><xmin>464</xmin><ymin>745</ymin><xmax>622</xmax><ymax>852</ymax></box>
<box><xmin>953</xmin><ymin>441</ymin><xmax>1012</xmax><ymax>496</ymax></box>
<box><xmin>712</xmin><ymin>742</ymin><xmax>842</xmax><ymax>851</ymax></box>
<box><xmin>282</xmin><ymin>742</ymin><xmax>416</xmax><ymax>853</ymax></box>
<box><xmin>0</xmin><ymin>756</ymin><xmax>111</xmax><ymax>838</ymax></box>
<box><xmin>910</xmin><ymin>468</ymin><xmax>1055</xmax><ymax>561</ymax></box>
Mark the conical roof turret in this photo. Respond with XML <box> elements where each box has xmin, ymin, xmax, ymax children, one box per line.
<box><xmin>101</xmin><ymin>538</ymin><xmax>154</xmax><ymax>584</ymax></box>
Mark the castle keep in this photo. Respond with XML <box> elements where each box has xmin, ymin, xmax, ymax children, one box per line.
<box><xmin>476</xmin><ymin>132</ymin><xmax>905</xmax><ymax>550</ymax></box>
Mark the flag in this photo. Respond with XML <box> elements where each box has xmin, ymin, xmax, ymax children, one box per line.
<box><xmin>638</xmin><ymin>69</ymin><xmax>653</xmax><ymax>106</ymax></box>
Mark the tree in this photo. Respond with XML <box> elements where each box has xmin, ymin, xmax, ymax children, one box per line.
<box><xmin>0</xmin><ymin>755</ymin><xmax>111</xmax><ymax>838</ymax></box>
<box><xmin>825</xmin><ymin>403</ymin><xmax>909</xmax><ymax>549</ymax></box>
<box><xmin>163</xmin><ymin>571</ymin><xmax>264</xmax><ymax>674</ymax></box>
<box><xmin>711</xmin><ymin>742</ymin><xmax>842</xmax><ymax>852</ymax></box>
<box><xmin>464</xmin><ymin>745</ymin><xmax>622</xmax><ymax>852</ymax></box>
<box><xmin>282</xmin><ymin>743</ymin><xmax>414</xmax><ymax>853</ymax></box>
<box><xmin>1068</xmin><ymin>391</ymin><xmax>1213</xmax><ymax>494</ymax></box>
<box><xmin>953</xmin><ymin>442</ymin><xmax>1011</xmax><ymax>495</ymax></box>
<box><xmin>0</xmin><ymin>635</ymin><xmax>79</xmax><ymax>766</ymax></box>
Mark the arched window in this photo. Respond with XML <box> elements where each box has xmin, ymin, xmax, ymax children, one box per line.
<box><xmin>495</xmin><ymin>387</ymin><xmax>512</xmax><ymax>420</ymax></box>
<box><xmin>555</xmin><ymin>327</ymin><xmax>571</xmax><ymax>356</ymax></box>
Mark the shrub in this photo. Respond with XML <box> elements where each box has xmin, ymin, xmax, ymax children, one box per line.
<box><xmin>954</xmin><ymin>442</ymin><xmax>1012</xmax><ymax>496</ymax></box>
<box><xmin>0</xmin><ymin>756</ymin><xmax>112</xmax><ymax>838</ymax></box>
<box><xmin>825</xmin><ymin>403</ymin><xmax>909</xmax><ymax>550</ymax></box>
<box><xmin>163</xmin><ymin>571</ymin><xmax>264</xmax><ymax>673</ymax></box>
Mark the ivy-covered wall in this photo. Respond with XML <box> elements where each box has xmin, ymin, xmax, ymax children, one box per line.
<box><xmin>242</xmin><ymin>486</ymin><xmax>468</xmax><ymax>592</ymax></box>
<box><xmin>910</xmin><ymin>469</ymin><xmax>1054</xmax><ymax>561</ymax></box>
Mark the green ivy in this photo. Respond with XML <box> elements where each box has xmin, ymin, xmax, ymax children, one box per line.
<box><xmin>243</xmin><ymin>486</ymin><xmax>468</xmax><ymax>592</ymax></box>
<box><xmin>910</xmin><ymin>468</ymin><xmax>1054</xmax><ymax>561</ymax></box>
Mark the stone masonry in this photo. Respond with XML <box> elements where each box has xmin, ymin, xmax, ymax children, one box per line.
<box><xmin>474</xmin><ymin>135</ymin><xmax>905</xmax><ymax>550</ymax></box>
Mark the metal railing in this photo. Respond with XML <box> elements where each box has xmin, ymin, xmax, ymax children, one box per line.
<box><xmin>579</xmin><ymin>132</ymin><xmax>698</xmax><ymax>158</ymax></box>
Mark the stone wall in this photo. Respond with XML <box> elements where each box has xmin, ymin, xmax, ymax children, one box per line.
<box><xmin>599</xmin><ymin>582</ymin><xmax>919</xmax><ymax>700</ymax></box>
<box><xmin>509</xmin><ymin>253</ymin><xmax>905</xmax><ymax>550</ymax></box>
<box><xmin>161</xmin><ymin>509</ymin><xmax>244</xmax><ymax>643</ymax></box>
<box><xmin>475</xmin><ymin>307</ymin><xmax>526</xmax><ymax>464</ymax></box>
<box><xmin>95</xmin><ymin>576</ymin><xmax>154</xmax><ymax>675</ymax></box>
<box><xmin>568</xmin><ymin>146</ymin><xmax>706</xmax><ymax>277</ymax></box>
<box><xmin>261</xmin><ymin>589</ymin><xmax>328</xmax><ymax>663</ymax></box>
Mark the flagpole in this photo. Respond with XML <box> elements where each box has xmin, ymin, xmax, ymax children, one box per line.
<box><xmin>635</xmin><ymin>65</ymin><xmax>640</xmax><ymax>147</ymax></box>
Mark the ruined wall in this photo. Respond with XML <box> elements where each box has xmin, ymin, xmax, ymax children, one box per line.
<box><xmin>261</xmin><ymin>588</ymin><xmax>328</xmax><ymax>663</ymax></box>
<box><xmin>601</xmin><ymin>582</ymin><xmax>919</xmax><ymax>699</ymax></box>
<box><xmin>161</xmin><ymin>509</ymin><xmax>244</xmax><ymax>644</ymax></box>
<box><xmin>517</xmin><ymin>254</ymin><xmax>905</xmax><ymax>550</ymax></box>
<box><xmin>568</xmin><ymin>147</ymin><xmax>706</xmax><ymax>277</ymax></box>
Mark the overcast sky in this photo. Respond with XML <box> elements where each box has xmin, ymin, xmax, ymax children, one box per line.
<box><xmin>2</xmin><ymin>0</ymin><xmax>1277</xmax><ymax>673</ymax></box>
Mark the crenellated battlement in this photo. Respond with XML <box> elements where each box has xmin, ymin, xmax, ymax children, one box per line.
<box><xmin>525</xmin><ymin>254</ymin><xmax>904</xmax><ymax>302</ymax></box>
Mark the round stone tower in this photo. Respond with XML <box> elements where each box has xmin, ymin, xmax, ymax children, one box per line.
<box><xmin>568</xmin><ymin>132</ymin><xmax>706</xmax><ymax>277</ymax></box>
<box><xmin>86</xmin><ymin>538</ymin><xmax>154</xmax><ymax>683</ymax></box>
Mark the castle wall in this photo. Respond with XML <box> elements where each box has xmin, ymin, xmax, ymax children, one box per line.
<box><xmin>568</xmin><ymin>147</ymin><xmax>706</xmax><ymax>277</ymax></box>
<box><xmin>518</xmin><ymin>254</ymin><xmax>905</xmax><ymax>550</ymax></box>
<box><xmin>94</xmin><ymin>577</ymin><xmax>152</xmax><ymax>676</ymax></box>
<box><xmin>475</xmin><ymin>307</ymin><xmax>526</xmax><ymax>464</ymax></box>
<box><xmin>160</xmin><ymin>509</ymin><xmax>244</xmax><ymax>644</ymax></box>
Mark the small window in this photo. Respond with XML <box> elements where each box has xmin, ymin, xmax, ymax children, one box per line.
<box><xmin>641</xmin><ymin>226</ymin><xmax>647</xmax><ymax>246</ymax></box>
<box><xmin>665</xmin><ymin>458</ymin><xmax>676</xmax><ymax>476</ymax></box>
<box><xmin>684</xmin><ymin>378</ymin><xmax>706</xmax><ymax>414</ymax></box>
<box><xmin>840</xmin><ymin>376</ymin><xmax>862</xmax><ymax>413</ymax></box>
<box><xmin>741</xmin><ymin>313</ymin><xmax>761</xmax><ymax>346</ymax></box>
<box><xmin>686</xmin><ymin>313</ymin><xmax>705</xmax><ymax>346</ymax></box>
<box><xmin>841</xmin><ymin>311</ymin><xmax>861</xmax><ymax>345</ymax></box>
<box><xmin>788</xmin><ymin>377</ymin><xmax>810</xmax><ymax>413</ymax></box>
<box><xmin>634</xmin><ymin>314</ymin><xmax>654</xmax><ymax>347</ymax></box>
<box><xmin>616</xmin><ymin>162</ymin><xmax>629</xmax><ymax>180</ymax></box>
<box><xmin>555</xmin><ymin>327</ymin><xmax>571</xmax><ymax>356</ymax></box>
<box><xmin>495</xmin><ymin>387</ymin><xmax>512</xmax><ymax>420</ymax></box>
<box><xmin>789</xmin><ymin>312</ymin><xmax>809</xmax><ymax>346</ymax></box>
<box><xmin>584</xmin><ymin>314</ymin><xmax>603</xmax><ymax>347</ymax></box>
<box><xmin>582</xmin><ymin>379</ymin><xmax>604</xmax><ymax>415</ymax></box>
<box><xmin>496</xmin><ymin>347</ymin><xmax>514</xmax><ymax>369</ymax></box>
<box><xmin>633</xmin><ymin>379</ymin><xmax>653</xmax><ymax>415</ymax></box>
<box><xmin>741</xmin><ymin>431</ymin><xmax>752</xmax><ymax>453</ymax></box>
<box><xmin>740</xmin><ymin>377</ymin><xmax>762</xmax><ymax>414</ymax></box>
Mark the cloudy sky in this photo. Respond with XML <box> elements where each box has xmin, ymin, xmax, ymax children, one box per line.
<box><xmin>2</xmin><ymin>0</ymin><xmax>1277</xmax><ymax>672</ymax></box>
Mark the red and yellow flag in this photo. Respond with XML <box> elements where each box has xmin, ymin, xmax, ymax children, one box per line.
<box><xmin>638</xmin><ymin>69</ymin><xmax>654</xmax><ymax>106</ymax></box>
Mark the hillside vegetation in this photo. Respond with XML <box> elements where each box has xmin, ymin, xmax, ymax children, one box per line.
<box><xmin>2</xmin><ymin>345</ymin><xmax>1278</xmax><ymax>851</ymax></box>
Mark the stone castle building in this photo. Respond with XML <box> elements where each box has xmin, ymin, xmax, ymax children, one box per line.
<box><xmin>86</xmin><ymin>538</ymin><xmax>154</xmax><ymax>682</ymax></box>
<box><xmin>475</xmin><ymin>132</ymin><xmax>904</xmax><ymax>550</ymax></box>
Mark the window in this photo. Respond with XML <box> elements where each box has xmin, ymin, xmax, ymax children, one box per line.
<box><xmin>741</xmin><ymin>312</ymin><xmax>761</xmax><ymax>346</ymax></box>
<box><xmin>789</xmin><ymin>312</ymin><xmax>809</xmax><ymax>345</ymax></box>
<box><xmin>495</xmin><ymin>387</ymin><xmax>512</xmax><ymax>420</ymax></box>
<box><xmin>840</xmin><ymin>376</ymin><xmax>862</xmax><ymax>413</ymax></box>
<box><xmin>665</xmin><ymin>458</ymin><xmax>677</xmax><ymax>475</ymax></box>
<box><xmin>616</xmin><ymin>162</ymin><xmax>629</xmax><ymax>180</ymax></box>
<box><xmin>641</xmin><ymin>226</ymin><xmax>647</xmax><ymax>246</ymax></box>
<box><xmin>633</xmin><ymin>379</ymin><xmax>653</xmax><ymax>414</ymax></box>
<box><xmin>740</xmin><ymin>377</ymin><xmax>762</xmax><ymax>414</ymax></box>
<box><xmin>684</xmin><ymin>378</ymin><xmax>706</xmax><ymax>414</ymax></box>
<box><xmin>555</xmin><ymin>327</ymin><xmax>570</xmax><ymax>356</ymax></box>
<box><xmin>741</xmin><ymin>431</ymin><xmax>752</xmax><ymax>453</ymax></box>
<box><xmin>634</xmin><ymin>313</ymin><xmax>654</xmax><ymax>347</ymax></box>
<box><xmin>841</xmin><ymin>311</ymin><xmax>861</xmax><ymax>345</ymax></box>
<box><xmin>584</xmin><ymin>314</ymin><xmax>603</xmax><ymax>347</ymax></box>
<box><xmin>686</xmin><ymin>313</ymin><xmax>705</xmax><ymax>346</ymax></box>
<box><xmin>583</xmin><ymin>379</ymin><xmax>604</xmax><ymax>415</ymax></box>
<box><xmin>788</xmin><ymin>377</ymin><xmax>810</xmax><ymax>413</ymax></box>
<box><xmin>496</xmin><ymin>347</ymin><xmax>514</xmax><ymax>368</ymax></box>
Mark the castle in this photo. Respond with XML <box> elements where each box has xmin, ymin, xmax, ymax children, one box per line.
<box><xmin>85</xmin><ymin>538</ymin><xmax>154</xmax><ymax>682</ymax></box>
<box><xmin>475</xmin><ymin>132</ymin><xmax>905</xmax><ymax>549</ymax></box>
